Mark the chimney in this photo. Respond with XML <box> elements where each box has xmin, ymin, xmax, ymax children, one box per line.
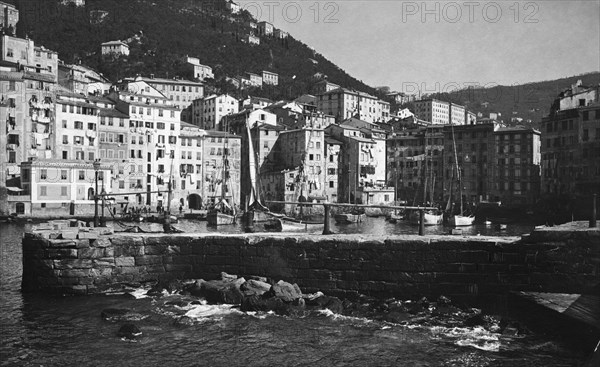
<box><xmin>150</xmin><ymin>74</ymin><xmax>154</xmax><ymax>79</ymax></box>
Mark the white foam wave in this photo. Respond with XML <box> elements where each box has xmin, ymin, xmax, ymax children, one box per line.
<box><xmin>128</xmin><ymin>288</ymin><xmax>153</xmax><ymax>299</ymax></box>
<box><xmin>430</xmin><ymin>326</ymin><xmax>501</xmax><ymax>352</ymax></box>
<box><xmin>184</xmin><ymin>304</ymin><xmax>243</xmax><ymax>320</ymax></box>
<box><xmin>315</xmin><ymin>309</ymin><xmax>373</xmax><ymax>324</ymax></box>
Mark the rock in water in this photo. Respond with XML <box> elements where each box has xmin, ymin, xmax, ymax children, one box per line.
<box><xmin>117</xmin><ymin>324</ymin><xmax>142</xmax><ymax>339</ymax></box>
<box><xmin>174</xmin><ymin>316</ymin><xmax>195</xmax><ymax>327</ymax></box>
<box><xmin>221</xmin><ymin>272</ymin><xmax>238</xmax><ymax>282</ymax></box>
<box><xmin>306</xmin><ymin>296</ymin><xmax>344</xmax><ymax>314</ymax></box>
<box><xmin>240</xmin><ymin>279</ymin><xmax>271</xmax><ymax>297</ymax></box>
<box><xmin>199</xmin><ymin>278</ymin><xmax>245</xmax><ymax>305</ymax></box>
<box><xmin>267</xmin><ymin>280</ymin><xmax>302</xmax><ymax>302</ymax></box>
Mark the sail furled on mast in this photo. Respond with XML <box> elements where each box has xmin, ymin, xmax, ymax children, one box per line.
<box><xmin>246</xmin><ymin>122</ymin><xmax>267</xmax><ymax>210</ymax></box>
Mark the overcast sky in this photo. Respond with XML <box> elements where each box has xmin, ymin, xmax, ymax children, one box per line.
<box><xmin>238</xmin><ymin>0</ymin><xmax>600</xmax><ymax>92</ymax></box>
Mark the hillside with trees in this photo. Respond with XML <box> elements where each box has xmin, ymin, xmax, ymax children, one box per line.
<box><xmin>11</xmin><ymin>0</ymin><xmax>376</xmax><ymax>99</ymax></box>
<box><xmin>426</xmin><ymin>72</ymin><xmax>600</xmax><ymax>128</ymax></box>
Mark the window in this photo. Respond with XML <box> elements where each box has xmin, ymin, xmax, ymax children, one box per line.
<box><xmin>61</xmin><ymin>170</ymin><xmax>67</xmax><ymax>180</ymax></box>
<box><xmin>62</xmin><ymin>135</ymin><xmax>69</xmax><ymax>144</ymax></box>
<box><xmin>88</xmin><ymin>123</ymin><xmax>96</xmax><ymax>130</ymax></box>
<box><xmin>62</xmin><ymin>151</ymin><xmax>68</xmax><ymax>160</ymax></box>
<box><xmin>74</xmin><ymin>121</ymin><xmax>83</xmax><ymax>129</ymax></box>
<box><xmin>40</xmin><ymin>186</ymin><xmax>47</xmax><ymax>196</ymax></box>
<box><xmin>40</xmin><ymin>169</ymin><xmax>47</xmax><ymax>180</ymax></box>
<box><xmin>61</xmin><ymin>187</ymin><xmax>68</xmax><ymax>196</ymax></box>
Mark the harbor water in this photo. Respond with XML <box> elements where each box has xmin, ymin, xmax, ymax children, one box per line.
<box><xmin>0</xmin><ymin>219</ymin><xmax>588</xmax><ymax>366</ymax></box>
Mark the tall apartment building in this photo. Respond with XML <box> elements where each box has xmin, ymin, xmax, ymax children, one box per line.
<box><xmin>443</xmin><ymin>123</ymin><xmax>495</xmax><ymax>205</ymax></box>
<box><xmin>541</xmin><ymin>82</ymin><xmax>600</xmax><ymax>197</ymax></box>
<box><xmin>190</xmin><ymin>94</ymin><xmax>238</xmax><ymax>130</ymax></box>
<box><xmin>324</xmin><ymin>122</ymin><xmax>387</xmax><ymax>203</ymax></box>
<box><xmin>414</xmin><ymin>99</ymin><xmax>467</xmax><ymax>125</ymax></box>
<box><xmin>1</xmin><ymin>36</ymin><xmax>58</xmax><ymax>214</ymax></box>
<box><xmin>317</xmin><ymin>87</ymin><xmax>390</xmax><ymax>123</ymax></box>
<box><xmin>55</xmin><ymin>91</ymin><xmax>100</xmax><ymax>162</ymax></box>
<box><xmin>0</xmin><ymin>1</ymin><xmax>18</xmax><ymax>32</ymax></box>
<box><xmin>262</xmin><ymin>127</ymin><xmax>326</xmax><ymax>213</ymax></box>
<box><xmin>109</xmin><ymin>80</ymin><xmax>181</xmax><ymax>210</ymax></box>
<box><xmin>119</xmin><ymin>75</ymin><xmax>204</xmax><ymax>111</ymax></box>
<box><xmin>177</xmin><ymin>122</ymin><xmax>206</xmax><ymax>210</ymax></box>
<box><xmin>312</xmin><ymin>80</ymin><xmax>340</xmax><ymax>95</ymax></box>
<box><xmin>58</xmin><ymin>62</ymin><xmax>111</xmax><ymax>96</ymax></box>
<box><xmin>386</xmin><ymin>123</ymin><xmax>444</xmax><ymax>204</ymax></box>
<box><xmin>491</xmin><ymin>126</ymin><xmax>541</xmax><ymax>205</ymax></box>
<box><xmin>201</xmin><ymin>130</ymin><xmax>241</xmax><ymax>209</ymax></box>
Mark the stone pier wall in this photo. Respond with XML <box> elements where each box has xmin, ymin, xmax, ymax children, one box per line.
<box><xmin>22</xmin><ymin>224</ymin><xmax>600</xmax><ymax>303</ymax></box>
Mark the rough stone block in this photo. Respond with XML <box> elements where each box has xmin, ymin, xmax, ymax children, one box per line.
<box><xmin>92</xmin><ymin>238</ymin><xmax>112</xmax><ymax>248</ymax></box>
<box><xmin>145</xmin><ymin>244</ymin><xmax>169</xmax><ymax>255</ymax></box>
<box><xmin>60</xmin><ymin>269</ymin><xmax>92</xmax><ymax>278</ymax></box>
<box><xmin>135</xmin><ymin>255</ymin><xmax>164</xmax><ymax>266</ymax></box>
<box><xmin>47</xmin><ymin>240</ymin><xmax>78</xmax><ymax>249</ymax></box>
<box><xmin>116</xmin><ymin>266</ymin><xmax>142</xmax><ymax>275</ymax></box>
<box><xmin>115</xmin><ymin>257</ymin><xmax>135</xmax><ymax>267</ymax></box>
<box><xmin>47</xmin><ymin>249</ymin><xmax>78</xmax><ymax>259</ymax></box>
<box><xmin>114</xmin><ymin>244</ymin><xmax>143</xmax><ymax>257</ymax></box>
<box><xmin>145</xmin><ymin>265</ymin><xmax>166</xmax><ymax>274</ymax></box>
<box><xmin>78</xmin><ymin>231</ymin><xmax>99</xmax><ymax>240</ymax></box>
<box><xmin>104</xmin><ymin>248</ymin><xmax>115</xmax><ymax>257</ymax></box>
<box><xmin>54</xmin><ymin>259</ymin><xmax>93</xmax><ymax>270</ymax></box>
<box><xmin>93</xmin><ymin>258</ymin><xmax>115</xmax><ymax>268</ymax></box>
<box><xmin>78</xmin><ymin>247</ymin><xmax>104</xmax><ymax>259</ymax></box>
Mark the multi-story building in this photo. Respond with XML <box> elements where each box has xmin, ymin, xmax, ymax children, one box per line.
<box><xmin>389</xmin><ymin>122</ymin><xmax>447</xmax><ymax>205</ymax></box>
<box><xmin>58</xmin><ymin>62</ymin><xmax>111</xmax><ymax>96</ymax></box>
<box><xmin>190</xmin><ymin>94</ymin><xmax>238</xmax><ymax>130</ymax></box>
<box><xmin>491</xmin><ymin>126</ymin><xmax>541</xmax><ymax>205</ymax></box>
<box><xmin>325</xmin><ymin>122</ymin><xmax>387</xmax><ymax>203</ymax></box>
<box><xmin>90</xmin><ymin>96</ymin><xmax>130</xmax><ymax>206</ymax></box>
<box><xmin>19</xmin><ymin>159</ymin><xmax>112</xmax><ymax>217</ymax></box>
<box><xmin>55</xmin><ymin>91</ymin><xmax>100</xmax><ymax>162</ymax></box>
<box><xmin>414</xmin><ymin>99</ymin><xmax>450</xmax><ymax>125</ymax></box>
<box><xmin>262</xmin><ymin>70</ymin><xmax>278</xmax><ymax>86</ymax></box>
<box><xmin>263</xmin><ymin>127</ymin><xmax>326</xmax><ymax>213</ymax></box>
<box><xmin>387</xmin><ymin>92</ymin><xmax>416</xmax><ymax>105</ymax></box>
<box><xmin>1</xmin><ymin>1</ymin><xmax>19</xmax><ymax>33</ymax></box>
<box><xmin>450</xmin><ymin>103</ymin><xmax>466</xmax><ymax>125</ymax></box>
<box><xmin>240</xmin><ymin>96</ymin><xmax>272</xmax><ymax>111</ymax></box>
<box><xmin>273</xmin><ymin>29</ymin><xmax>288</xmax><ymax>39</ymax></box>
<box><xmin>1</xmin><ymin>37</ymin><xmax>58</xmax><ymax>213</ymax></box>
<box><xmin>225</xmin><ymin>0</ymin><xmax>240</xmax><ymax>14</ymax></box>
<box><xmin>109</xmin><ymin>79</ymin><xmax>181</xmax><ymax>210</ymax></box>
<box><xmin>120</xmin><ymin>75</ymin><xmax>204</xmax><ymax>111</ymax></box>
<box><xmin>443</xmin><ymin>123</ymin><xmax>495</xmax><ymax>205</ymax></box>
<box><xmin>312</xmin><ymin>80</ymin><xmax>340</xmax><ymax>95</ymax></box>
<box><xmin>245</xmin><ymin>72</ymin><xmax>262</xmax><ymax>87</ymax></box>
<box><xmin>317</xmin><ymin>87</ymin><xmax>390</xmax><ymax>123</ymax></box>
<box><xmin>1</xmin><ymin>35</ymin><xmax>59</xmax><ymax>82</ymax></box>
<box><xmin>257</xmin><ymin>21</ymin><xmax>274</xmax><ymax>36</ymax></box>
<box><xmin>201</xmin><ymin>130</ymin><xmax>241</xmax><ymax>209</ymax></box>
<box><xmin>101</xmin><ymin>40</ymin><xmax>129</xmax><ymax>57</ymax></box>
<box><xmin>177</xmin><ymin>122</ymin><xmax>206</xmax><ymax>210</ymax></box>
<box><xmin>243</xmin><ymin>34</ymin><xmax>260</xmax><ymax>46</ymax></box>
<box><xmin>541</xmin><ymin>82</ymin><xmax>600</xmax><ymax>197</ymax></box>
<box><xmin>324</xmin><ymin>136</ymin><xmax>342</xmax><ymax>203</ymax></box>
<box><xmin>186</xmin><ymin>57</ymin><xmax>214</xmax><ymax>81</ymax></box>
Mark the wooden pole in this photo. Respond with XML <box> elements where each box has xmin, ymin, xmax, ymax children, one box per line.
<box><xmin>419</xmin><ymin>209</ymin><xmax>424</xmax><ymax>236</ymax></box>
<box><xmin>322</xmin><ymin>204</ymin><xmax>333</xmax><ymax>235</ymax></box>
<box><xmin>591</xmin><ymin>194</ymin><xmax>597</xmax><ymax>228</ymax></box>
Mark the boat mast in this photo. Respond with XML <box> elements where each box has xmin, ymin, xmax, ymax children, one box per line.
<box><xmin>449</xmin><ymin>120</ymin><xmax>463</xmax><ymax>215</ymax></box>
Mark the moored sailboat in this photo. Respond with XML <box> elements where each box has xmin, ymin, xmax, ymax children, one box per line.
<box><xmin>207</xmin><ymin>130</ymin><xmax>237</xmax><ymax>226</ymax></box>
<box><xmin>447</xmin><ymin>122</ymin><xmax>475</xmax><ymax>227</ymax></box>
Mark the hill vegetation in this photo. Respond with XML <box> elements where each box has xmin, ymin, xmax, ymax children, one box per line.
<box><xmin>426</xmin><ymin>72</ymin><xmax>600</xmax><ymax>128</ymax></box>
<box><xmin>13</xmin><ymin>0</ymin><xmax>376</xmax><ymax>100</ymax></box>
<box><xmin>8</xmin><ymin>0</ymin><xmax>599</xmax><ymax>123</ymax></box>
